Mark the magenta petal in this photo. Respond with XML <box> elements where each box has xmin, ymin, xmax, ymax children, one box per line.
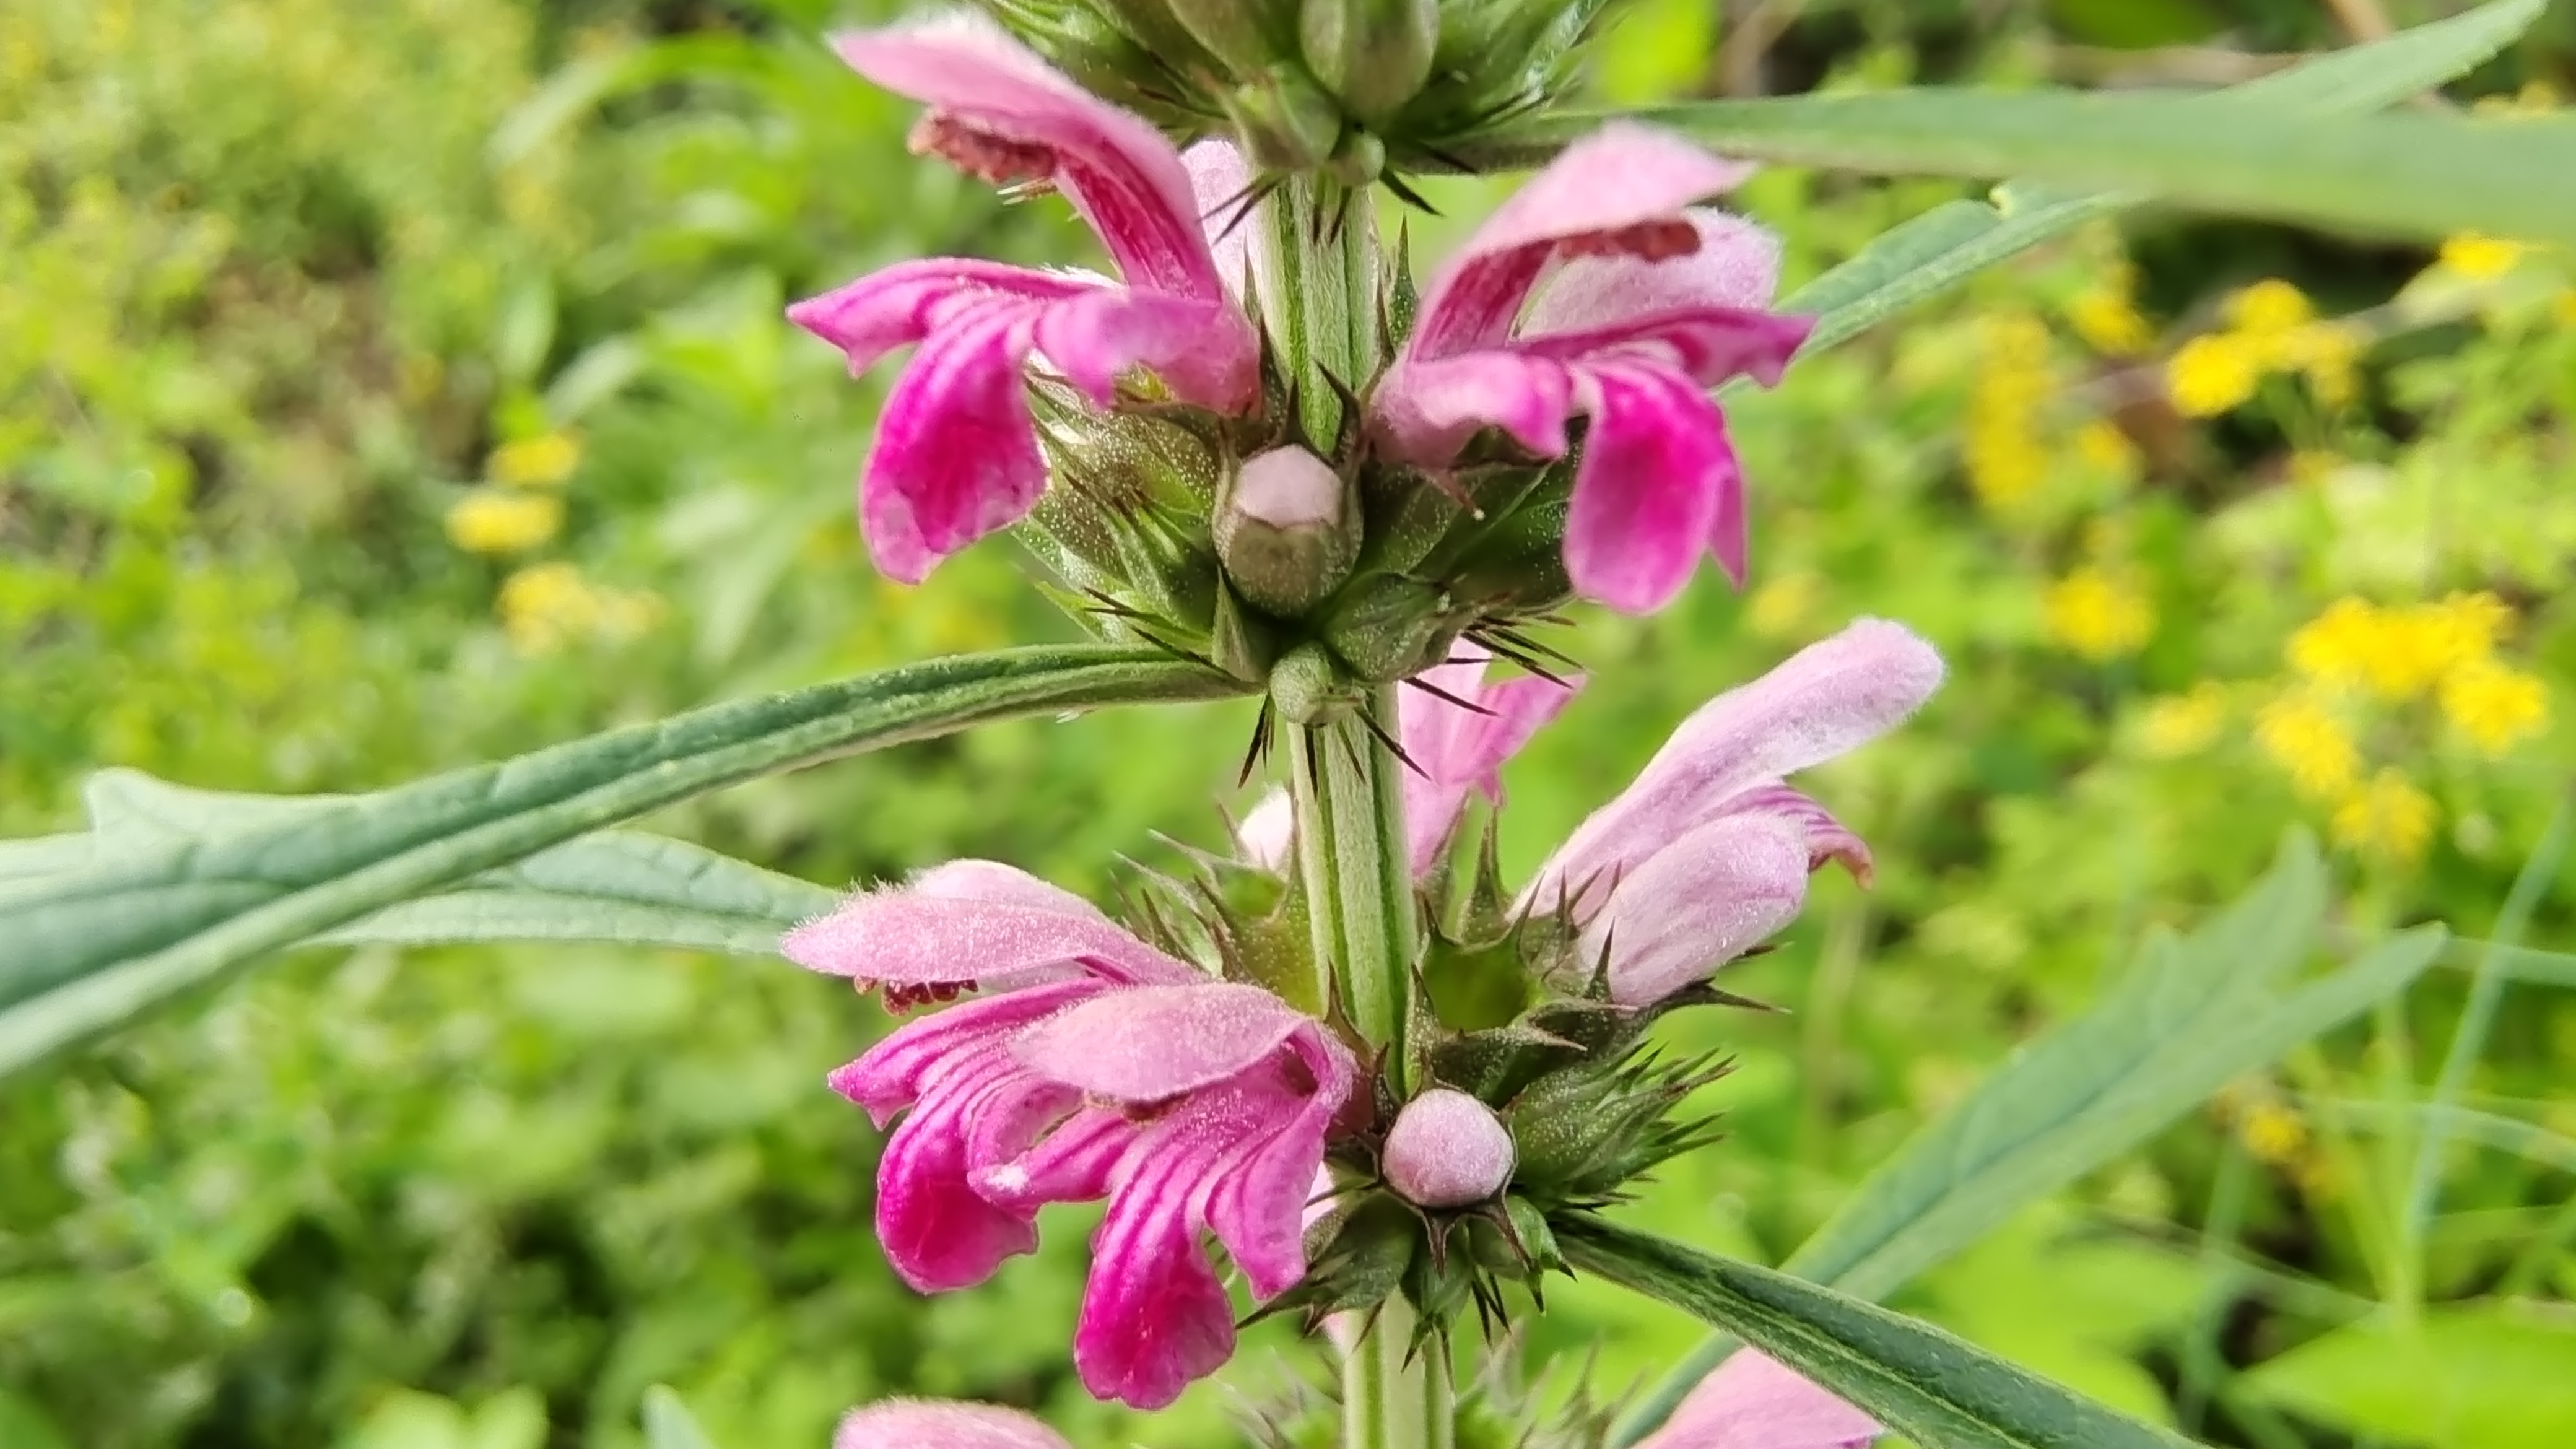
<box><xmin>975</xmin><ymin>1105</ymin><xmax>1132</xmax><ymax>1211</ymax></box>
<box><xmin>860</xmin><ymin>297</ymin><xmax>1046</xmax><ymax>583</ymax></box>
<box><xmin>1526</xmin><ymin>210</ymin><xmax>1785</xmax><ymax>335</ymax></box>
<box><xmin>828</xmin><ymin>983</ymin><xmax>1098</xmax><ymax>1122</ymax></box>
<box><xmin>1016</xmin><ymin>982</ymin><xmax>1310</xmax><ymax>1102</ymax></box>
<box><xmin>783</xmin><ymin>889</ymin><xmax>1198</xmax><ymax>989</ymax></box>
<box><xmin>1400</xmin><ymin>650</ymin><xmax>1583</xmax><ymax>878</ymax></box>
<box><xmin>1411</xmin><ymin>123</ymin><xmax>1757</xmax><ymax>359</ymax></box>
<box><xmin>1588</xmin><ymin>814</ymin><xmax>1810</xmax><ymax>1005</ymax></box>
<box><xmin>1373</xmin><ymin>349</ymin><xmax>1577</xmax><ymax>469</ymax></box>
<box><xmin>1562</xmin><ymin>360</ymin><xmax>1740</xmax><ymax>615</ymax></box>
<box><xmin>1640</xmin><ymin>1351</ymin><xmax>1881</xmax><ymax>1449</ymax></box>
<box><xmin>788</xmin><ymin>258</ymin><xmax>1092</xmax><ymax>373</ymax></box>
<box><xmin>833</xmin><ymin>17</ymin><xmax>1219</xmax><ymax>301</ymax></box>
<box><xmin>1074</xmin><ymin>1149</ymin><xmax>1239</xmax><ymax>1409</ymax></box>
<box><xmin>837</xmin><ymin>1400</ymin><xmax>1074</xmax><ymax>1449</ymax></box>
<box><xmin>1516</xmin><ymin>307</ymin><xmax>1814</xmax><ymax>392</ymax></box>
<box><xmin>908</xmin><ymin>859</ymin><xmax>1105</xmax><ymax>918</ymax></box>
<box><xmin>871</xmin><ymin>1050</ymin><xmax>1048</xmax><ymax>1289</ymax></box>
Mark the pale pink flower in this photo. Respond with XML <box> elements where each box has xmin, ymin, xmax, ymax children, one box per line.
<box><xmin>788</xmin><ymin>15</ymin><xmax>1257</xmax><ymax>583</ymax></box>
<box><xmin>1521</xmin><ymin>620</ymin><xmax>1943</xmax><ymax>1004</ymax></box>
<box><xmin>783</xmin><ymin>861</ymin><xmax>1354</xmax><ymax>1410</ymax></box>
<box><xmin>837</xmin><ymin>1399</ymin><xmax>1069</xmax><ymax>1449</ymax></box>
<box><xmin>1635</xmin><ymin>1351</ymin><xmax>1881</xmax><ymax>1449</ymax></box>
<box><xmin>1231</xmin><ymin>643</ymin><xmax>1578</xmax><ymax>877</ymax></box>
<box><xmin>1372</xmin><ymin>124</ymin><xmax>1812</xmax><ymax>615</ymax></box>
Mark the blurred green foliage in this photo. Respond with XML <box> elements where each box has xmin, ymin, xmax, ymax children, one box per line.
<box><xmin>2</xmin><ymin>1</ymin><xmax>2572</xmax><ymax>1447</ymax></box>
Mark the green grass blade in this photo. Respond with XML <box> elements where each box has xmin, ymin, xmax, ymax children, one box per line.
<box><xmin>0</xmin><ymin>646</ymin><xmax>1242</xmax><ymax>1079</ymax></box>
<box><xmin>1564</xmin><ymin>1220</ymin><xmax>2201</xmax><ymax>1449</ymax></box>
<box><xmin>1736</xmin><ymin>0</ymin><xmax>2546</xmax><ymax>368</ymax></box>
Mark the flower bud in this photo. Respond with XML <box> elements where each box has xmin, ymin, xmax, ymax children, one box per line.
<box><xmin>1383</xmin><ymin>1088</ymin><xmax>1515</xmax><ymax>1208</ymax></box>
<box><xmin>1321</xmin><ymin>573</ymin><xmax>1459</xmax><ymax>683</ymax></box>
<box><xmin>1300</xmin><ymin>0</ymin><xmax>1436</xmax><ymax>124</ymax></box>
<box><xmin>1221</xmin><ymin>64</ymin><xmax>1346</xmax><ymax>173</ymax></box>
<box><xmin>1216</xmin><ymin>446</ymin><xmax>1358</xmax><ymax>617</ymax></box>
<box><xmin>1269</xmin><ymin>641</ymin><xmax>1362</xmax><ymax>726</ymax></box>
<box><xmin>1162</xmin><ymin>0</ymin><xmax>1297</xmax><ymax>79</ymax></box>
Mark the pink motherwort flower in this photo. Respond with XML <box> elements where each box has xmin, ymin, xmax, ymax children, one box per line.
<box><xmin>832</xmin><ymin>1351</ymin><xmax>1873</xmax><ymax>1448</ymax></box>
<box><xmin>1372</xmin><ymin>124</ymin><xmax>1814</xmax><ymax>616</ymax></box>
<box><xmin>783</xmin><ymin>860</ymin><xmax>1354</xmax><ymax>1410</ymax></box>
<box><xmin>788</xmin><ymin>15</ymin><xmax>1257</xmax><ymax>583</ymax></box>
<box><xmin>1521</xmin><ymin>619</ymin><xmax>1943</xmax><ymax>1005</ymax></box>
<box><xmin>1235</xmin><ymin>642</ymin><xmax>1580</xmax><ymax>876</ymax></box>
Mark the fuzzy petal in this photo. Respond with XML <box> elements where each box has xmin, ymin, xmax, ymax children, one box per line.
<box><xmin>861</xmin><ymin>296</ymin><xmax>1049</xmax><ymax>583</ymax></box>
<box><xmin>1201</xmin><ymin>1035</ymin><xmax>1354</xmax><ymax>1295</ymax></box>
<box><xmin>1015</xmin><ymin>981</ymin><xmax>1313</xmax><ymax>1102</ymax></box>
<box><xmin>788</xmin><ymin>258</ymin><xmax>1094</xmax><ymax>374</ymax></box>
<box><xmin>910</xmin><ymin>859</ymin><xmax>1106</xmax><ymax>918</ymax></box>
<box><xmin>827</xmin><ymin>981</ymin><xmax>1102</xmax><ymax>1122</ymax></box>
<box><xmin>783</xmin><ymin>887</ymin><xmax>1199</xmax><ymax>989</ymax></box>
<box><xmin>1373</xmin><ymin>348</ymin><xmax>1577</xmax><ymax>469</ymax></box>
<box><xmin>1586</xmin><ymin>813</ymin><xmax>1811</xmax><ymax>1004</ymax></box>
<box><xmin>835</xmin><ymin>17</ymin><xmax>1219</xmax><ymax>300</ymax></box>
<box><xmin>1529</xmin><ymin>620</ymin><xmax>1942</xmax><ymax>907</ymax></box>
<box><xmin>868</xmin><ymin>1044</ymin><xmax>1051</xmax><ymax>1289</ymax></box>
<box><xmin>1401</xmin><ymin>647</ymin><xmax>1582</xmax><ymax>877</ymax></box>
<box><xmin>973</xmin><ymin>1105</ymin><xmax>1133</xmax><ymax>1211</ymax></box>
<box><xmin>1526</xmin><ymin>211</ymin><xmax>1785</xmax><ymax>336</ymax></box>
<box><xmin>1640</xmin><ymin>1352</ymin><xmax>1881</xmax><ymax>1449</ymax></box>
<box><xmin>837</xmin><ymin>1400</ymin><xmax>1074</xmax><ymax>1449</ymax></box>
<box><xmin>1074</xmin><ymin>1142</ymin><xmax>1239</xmax><ymax>1409</ymax></box>
<box><xmin>1185</xmin><ymin>139</ymin><xmax>1256</xmax><ymax>298</ymax></box>
<box><xmin>1723</xmin><ymin>784</ymin><xmax>1874</xmax><ymax>883</ymax></box>
<box><xmin>1559</xmin><ymin>360</ymin><xmax>1741</xmax><ymax>614</ymax></box>
<box><xmin>1409</xmin><ymin>124</ymin><xmax>1757</xmax><ymax>360</ymax></box>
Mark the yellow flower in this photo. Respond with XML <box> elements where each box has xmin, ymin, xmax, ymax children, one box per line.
<box><xmin>2224</xmin><ymin>279</ymin><xmax>2315</xmax><ymax>336</ymax></box>
<box><xmin>2237</xmin><ymin>1101</ymin><xmax>2309</xmax><ymax>1167</ymax></box>
<box><xmin>2439</xmin><ymin>233</ymin><xmax>2530</xmax><ymax>282</ymax></box>
<box><xmin>2069</xmin><ymin>286</ymin><xmax>2152</xmax><ymax>356</ymax></box>
<box><xmin>2289</xmin><ymin>593</ymin><xmax>2510</xmax><ymax>703</ymax></box>
<box><xmin>2275</xmin><ymin>321</ymin><xmax>2365</xmax><ymax>406</ymax></box>
<box><xmin>1747</xmin><ymin>570</ymin><xmax>1819</xmax><ymax>640</ymax></box>
<box><xmin>1967</xmin><ymin>316</ymin><xmax>2055</xmax><ymax>508</ymax></box>
<box><xmin>2142</xmin><ymin>683</ymin><xmax>2227</xmax><ymax>758</ymax></box>
<box><xmin>2422</xmin><ymin>590</ymin><xmax>2513</xmax><ymax>662</ymax></box>
<box><xmin>445</xmin><ymin>490</ymin><xmax>563</xmax><ymax>555</ymax></box>
<box><xmin>2074</xmin><ymin>419</ymin><xmax>2141</xmax><ymax>478</ymax></box>
<box><xmin>2043</xmin><ymin>567</ymin><xmax>2155</xmax><ymax>661</ymax></box>
<box><xmin>2166</xmin><ymin>334</ymin><xmax>2259</xmax><ymax>417</ymax></box>
<box><xmin>2286</xmin><ymin>597</ymin><xmax>2385</xmax><ymax>689</ymax></box>
<box><xmin>498</xmin><ymin>563</ymin><xmax>661</xmax><ymax>655</ymax></box>
<box><xmin>487</xmin><ymin>432</ymin><xmax>582</xmax><ymax>489</ymax></box>
<box><xmin>2440</xmin><ymin>659</ymin><xmax>2550</xmax><ymax>756</ymax></box>
<box><xmin>2556</xmin><ymin>290</ymin><xmax>2576</xmax><ymax>329</ymax></box>
<box><xmin>2331</xmin><ymin>768</ymin><xmax>2437</xmax><ymax>864</ymax></box>
<box><xmin>2255</xmin><ymin>692</ymin><xmax>2361</xmax><ymax>798</ymax></box>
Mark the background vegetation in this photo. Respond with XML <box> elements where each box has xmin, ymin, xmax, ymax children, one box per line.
<box><xmin>2</xmin><ymin>1</ymin><xmax>2572</xmax><ymax>1445</ymax></box>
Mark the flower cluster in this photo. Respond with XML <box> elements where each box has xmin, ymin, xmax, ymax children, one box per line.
<box><xmin>785</xmin><ymin>619</ymin><xmax>1939</xmax><ymax>1418</ymax></box>
<box><xmin>787</xmin><ymin>11</ymin><xmax>1813</xmax><ymax>710</ymax></box>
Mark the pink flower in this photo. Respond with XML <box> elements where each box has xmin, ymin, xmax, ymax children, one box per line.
<box><xmin>1230</xmin><ymin>643</ymin><xmax>1578</xmax><ymax>877</ymax></box>
<box><xmin>1372</xmin><ymin>124</ymin><xmax>1814</xmax><ymax>615</ymax></box>
<box><xmin>837</xmin><ymin>1399</ymin><xmax>1068</xmax><ymax>1449</ymax></box>
<box><xmin>788</xmin><ymin>15</ymin><xmax>1258</xmax><ymax>584</ymax></box>
<box><xmin>1634</xmin><ymin>1351</ymin><xmax>1880</xmax><ymax>1449</ymax></box>
<box><xmin>783</xmin><ymin>861</ymin><xmax>1354</xmax><ymax>1411</ymax></box>
<box><xmin>1521</xmin><ymin>620</ymin><xmax>1943</xmax><ymax>1005</ymax></box>
<box><xmin>1400</xmin><ymin>642</ymin><xmax>1582</xmax><ymax>874</ymax></box>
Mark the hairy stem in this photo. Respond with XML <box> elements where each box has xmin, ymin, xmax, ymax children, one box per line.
<box><xmin>1344</xmin><ymin>1300</ymin><xmax>1453</xmax><ymax>1449</ymax></box>
<box><xmin>1287</xmin><ymin>700</ymin><xmax>1417</xmax><ymax>1070</ymax></box>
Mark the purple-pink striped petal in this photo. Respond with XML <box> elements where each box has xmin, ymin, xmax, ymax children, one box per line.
<box><xmin>783</xmin><ymin>887</ymin><xmax>1201</xmax><ymax>991</ymax></box>
<box><xmin>1014</xmin><ymin>981</ymin><xmax>1316</xmax><ymax>1102</ymax></box>
<box><xmin>1526</xmin><ymin>210</ymin><xmax>1787</xmax><ymax>336</ymax></box>
<box><xmin>1400</xmin><ymin>644</ymin><xmax>1582</xmax><ymax>876</ymax></box>
<box><xmin>1638</xmin><ymin>1351</ymin><xmax>1880</xmax><ymax>1449</ymax></box>
<box><xmin>1561</xmin><ymin>360</ymin><xmax>1744</xmax><ymax>614</ymax></box>
<box><xmin>1582</xmin><ymin>812</ymin><xmax>1811</xmax><ymax>1004</ymax></box>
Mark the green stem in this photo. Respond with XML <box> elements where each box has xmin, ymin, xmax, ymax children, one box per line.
<box><xmin>1343</xmin><ymin>1300</ymin><xmax>1452</xmax><ymax>1449</ymax></box>
<box><xmin>1286</xmin><ymin>698</ymin><xmax>1417</xmax><ymax>1076</ymax></box>
<box><xmin>1257</xmin><ymin>174</ymin><xmax>1378</xmax><ymax>443</ymax></box>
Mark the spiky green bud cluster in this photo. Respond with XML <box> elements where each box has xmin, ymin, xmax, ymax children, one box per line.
<box><xmin>978</xmin><ymin>0</ymin><xmax>1612</xmax><ymax>188</ymax></box>
<box><xmin>1012</xmin><ymin>253</ymin><xmax>1590</xmax><ymax>744</ymax></box>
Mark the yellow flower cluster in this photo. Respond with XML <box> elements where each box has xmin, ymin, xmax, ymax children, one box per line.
<box><xmin>1965</xmin><ymin>315</ymin><xmax>2053</xmax><ymax>508</ymax></box>
<box><xmin>445</xmin><ymin>490</ymin><xmax>563</xmax><ymax>555</ymax></box>
<box><xmin>2284</xmin><ymin>591</ymin><xmax>2547</xmax><ymax>754</ymax></box>
<box><xmin>2331</xmin><ymin>768</ymin><xmax>2439</xmax><ymax>863</ymax></box>
<box><xmin>2255</xmin><ymin>692</ymin><xmax>2362</xmax><ymax>799</ymax></box>
<box><xmin>2043</xmin><ymin>567</ymin><xmax>2155</xmax><ymax>661</ymax></box>
<box><xmin>2437</xmin><ymin>233</ymin><xmax>2530</xmax><ymax>282</ymax></box>
<box><xmin>487</xmin><ymin>432</ymin><xmax>581</xmax><ymax>488</ymax></box>
<box><xmin>2141</xmin><ymin>682</ymin><xmax>2227</xmax><ymax>758</ymax></box>
<box><xmin>2067</xmin><ymin>259</ymin><xmax>2154</xmax><ymax>357</ymax></box>
<box><xmin>2164</xmin><ymin>279</ymin><xmax>2365</xmax><ymax>416</ymax></box>
<box><xmin>498</xmin><ymin>563</ymin><xmax>662</xmax><ymax>655</ymax></box>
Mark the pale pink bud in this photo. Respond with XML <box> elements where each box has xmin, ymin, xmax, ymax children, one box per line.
<box><xmin>1382</xmin><ymin>1087</ymin><xmax>1515</xmax><ymax>1208</ymax></box>
<box><xmin>1217</xmin><ymin>445</ymin><xmax>1355</xmax><ymax>615</ymax></box>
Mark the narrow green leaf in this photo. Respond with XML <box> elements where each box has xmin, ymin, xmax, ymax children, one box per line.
<box><xmin>0</xmin><ymin>647</ymin><xmax>1242</xmax><ymax>1079</ymax></box>
<box><xmin>1562</xmin><ymin>1219</ymin><xmax>2200</xmax><ymax>1449</ymax></box>
<box><xmin>1486</xmin><ymin>89</ymin><xmax>2576</xmax><ymax>251</ymax></box>
<box><xmin>1751</xmin><ymin>0</ymin><xmax>2546</xmax><ymax>362</ymax></box>
<box><xmin>47</xmin><ymin>770</ymin><xmax>837</xmax><ymax>955</ymax></box>
<box><xmin>1614</xmin><ymin>837</ymin><xmax>2448</xmax><ymax>1444</ymax></box>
